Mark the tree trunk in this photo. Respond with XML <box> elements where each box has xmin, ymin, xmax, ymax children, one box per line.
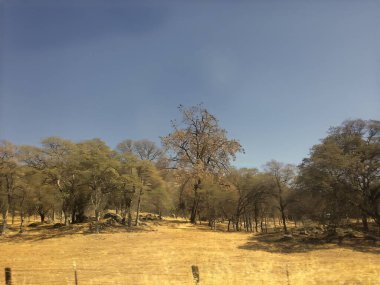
<box><xmin>361</xmin><ymin>212</ymin><xmax>369</xmax><ymax>232</ymax></box>
<box><xmin>11</xmin><ymin>206</ymin><xmax>15</xmax><ymax>225</ymax></box>
<box><xmin>276</xmin><ymin>177</ymin><xmax>288</xmax><ymax>234</ymax></box>
<box><xmin>64</xmin><ymin>211</ymin><xmax>70</xmax><ymax>225</ymax></box>
<box><xmin>244</xmin><ymin>214</ymin><xmax>249</xmax><ymax>232</ymax></box>
<box><xmin>254</xmin><ymin>205</ymin><xmax>259</xmax><ymax>233</ymax></box>
<box><xmin>127</xmin><ymin>209</ymin><xmax>132</xmax><ymax>227</ymax></box>
<box><xmin>190</xmin><ymin>195</ymin><xmax>199</xmax><ymax>224</ymax></box>
<box><xmin>121</xmin><ymin>210</ymin><xmax>127</xmax><ymax>225</ymax></box>
<box><xmin>1</xmin><ymin>208</ymin><xmax>8</xmax><ymax>235</ymax></box>
<box><xmin>19</xmin><ymin>210</ymin><xmax>24</xmax><ymax>233</ymax></box>
<box><xmin>135</xmin><ymin>189</ymin><xmax>142</xmax><ymax>226</ymax></box>
<box><xmin>39</xmin><ymin>213</ymin><xmax>45</xmax><ymax>223</ymax></box>
<box><xmin>281</xmin><ymin>208</ymin><xmax>287</xmax><ymax>233</ymax></box>
<box><xmin>235</xmin><ymin>205</ymin><xmax>243</xmax><ymax>232</ymax></box>
<box><xmin>71</xmin><ymin>209</ymin><xmax>76</xmax><ymax>224</ymax></box>
<box><xmin>52</xmin><ymin>208</ymin><xmax>55</xmax><ymax>222</ymax></box>
<box><xmin>95</xmin><ymin>209</ymin><xmax>100</xmax><ymax>233</ymax></box>
<box><xmin>190</xmin><ymin>179</ymin><xmax>201</xmax><ymax>224</ymax></box>
<box><xmin>2</xmin><ymin>181</ymin><xmax>13</xmax><ymax>234</ymax></box>
<box><xmin>235</xmin><ymin>217</ymin><xmax>240</xmax><ymax>231</ymax></box>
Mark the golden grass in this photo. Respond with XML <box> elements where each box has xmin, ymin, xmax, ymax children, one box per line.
<box><xmin>0</xmin><ymin>219</ymin><xmax>379</xmax><ymax>285</ymax></box>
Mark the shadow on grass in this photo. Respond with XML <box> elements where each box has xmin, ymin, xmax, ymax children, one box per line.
<box><xmin>0</xmin><ymin>224</ymin><xmax>87</xmax><ymax>243</ymax></box>
<box><xmin>163</xmin><ymin>219</ymin><xmax>189</xmax><ymax>224</ymax></box>
<box><xmin>238</xmin><ymin>232</ymin><xmax>380</xmax><ymax>254</ymax></box>
<box><xmin>0</xmin><ymin>222</ymin><xmax>156</xmax><ymax>243</ymax></box>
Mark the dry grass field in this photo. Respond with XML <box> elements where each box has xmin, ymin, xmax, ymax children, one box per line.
<box><xmin>0</xmin><ymin>219</ymin><xmax>379</xmax><ymax>285</ymax></box>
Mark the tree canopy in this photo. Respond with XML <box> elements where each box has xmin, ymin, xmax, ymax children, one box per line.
<box><xmin>1</xmin><ymin>106</ymin><xmax>379</xmax><ymax>236</ymax></box>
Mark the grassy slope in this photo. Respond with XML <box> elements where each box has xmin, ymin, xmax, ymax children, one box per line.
<box><xmin>0</xmin><ymin>220</ymin><xmax>379</xmax><ymax>285</ymax></box>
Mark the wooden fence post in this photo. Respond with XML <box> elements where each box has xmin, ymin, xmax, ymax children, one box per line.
<box><xmin>191</xmin><ymin>265</ymin><xmax>200</xmax><ymax>284</ymax></box>
<box><xmin>74</xmin><ymin>269</ymin><xmax>78</xmax><ymax>285</ymax></box>
<box><xmin>5</xmin><ymin>268</ymin><xmax>12</xmax><ymax>285</ymax></box>
<box><xmin>73</xmin><ymin>261</ymin><xmax>78</xmax><ymax>285</ymax></box>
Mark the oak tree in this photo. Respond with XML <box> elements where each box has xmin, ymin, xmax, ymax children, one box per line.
<box><xmin>161</xmin><ymin>104</ymin><xmax>243</xmax><ymax>223</ymax></box>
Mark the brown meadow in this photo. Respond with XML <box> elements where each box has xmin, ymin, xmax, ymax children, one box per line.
<box><xmin>0</xmin><ymin>219</ymin><xmax>379</xmax><ymax>285</ymax></box>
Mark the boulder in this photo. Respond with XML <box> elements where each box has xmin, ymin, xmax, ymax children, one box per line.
<box><xmin>141</xmin><ymin>214</ymin><xmax>162</xmax><ymax>221</ymax></box>
<box><xmin>52</xmin><ymin>223</ymin><xmax>65</xmax><ymax>229</ymax></box>
<box><xmin>105</xmin><ymin>218</ymin><xmax>116</xmax><ymax>226</ymax></box>
<box><xmin>103</xmin><ymin>213</ymin><xmax>123</xmax><ymax>224</ymax></box>
<box><xmin>278</xmin><ymin>234</ymin><xmax>294</xmax><ymax>242</ymax></box>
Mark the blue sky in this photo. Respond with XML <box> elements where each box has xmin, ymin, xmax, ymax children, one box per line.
<box><xmin>1</xmin><ymin>0</ymin><xmax>379</xmax><ymax>169</ymax></box>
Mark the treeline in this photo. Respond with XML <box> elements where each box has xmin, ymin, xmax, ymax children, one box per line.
<box><xmin>0</xmin><ymin>105</ymin><xmax>379</xmax><ymax>235</ymax></box>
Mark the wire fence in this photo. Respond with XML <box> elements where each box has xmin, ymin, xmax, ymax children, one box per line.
<box><xmin>3</xmin><ymin>266</ymin><xmax>200</xmax><ymax>285</ymax></box>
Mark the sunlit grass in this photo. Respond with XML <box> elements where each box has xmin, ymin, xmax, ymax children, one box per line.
<box><xmin>0</xmin><ymin>219</ymin><xmax>379</xmax><ymax>284</ymax></box>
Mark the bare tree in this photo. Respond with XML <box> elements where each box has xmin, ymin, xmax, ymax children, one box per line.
<box><xmin>117</xmin><ymin>139</ymin><xmax>162</xmax><ymax>161</ymax></box>
<box><xmin>161</xmin><ymin>104</ymin><xmax>243</xmax><ymax>223</ymax></box>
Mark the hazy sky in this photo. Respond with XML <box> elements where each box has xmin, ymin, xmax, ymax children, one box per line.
<box><xmin>1</xmin><ymin>0</ymin><xmax>379</xmax><ymax>169</ymax></box>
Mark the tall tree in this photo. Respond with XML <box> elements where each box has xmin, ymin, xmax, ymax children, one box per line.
<box><xmin>117</xmin><ymin>144</ymin><xmax>165</xmax><ymax>226</ymax></box>
<box><xmin>24</xmin><ymin>137</ymin><xmax>80</xmax><ymax>225</ymax></box>
<box><xmin>133</xmin><ymin>160</ymin><xmax>163</xmax><ymax>226</ymax></box>
<box><xmin>264</xmin><ymin>160</ymin><xmax>296</xmax><ymax>233</ymax></box>
<box><xmin>114</xmin><ymin>153</ymin><xmax>139</xmax><ymax>226</ymax></box>
<box><xmin>228</xmin><ymin>169</ymin><xmax>273</xmax><ymax>232</ymax></box>
<box><xmin>299</xmin><ymin>120</ymin><xmax>380</xmax><ymax>231</ymax></box>
<box><xmin>161</xmin><ymin>104</ymin><xmax>243</xmax><ymax>223</ymax></box>
<box><xmin>77</xmin><ymin>139</ymin><xmax>120</xmax><ymax>232</ymax></box>
<box><xmin>0</xmin><ymin>141</ymin><xmax>20</xmax><ymax>234</ymax></box>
